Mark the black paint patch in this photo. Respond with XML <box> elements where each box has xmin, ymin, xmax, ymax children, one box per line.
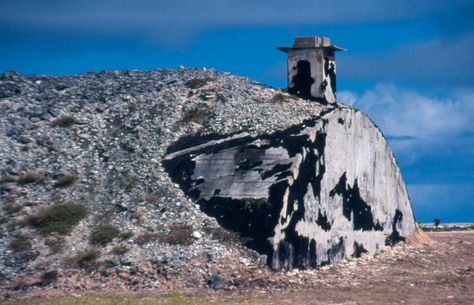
<box><xmin>338</xmin><ymin>118</ymin><xmax>344</xmax><ymax>125</ymax></box>
<box><xmin>235</xmin><ymin>147</ymin><xmax>265</xmax><ymax>171</ymax></box>
<box><xmin>329</xmin><ymin>172</ymin><xmax>383</xmax><ymax>231</ymax></box>
<box><xmin>351</xmin><ymin>241</ymin><xmax>368</xmax><ymax>258</ymax></box>
<box><xmin>163</xmin><ymin>114</ymin><xmax>366</xmax><ymax>270</ymax></box>
<box><xmin>261</xmin><ymin>163</ymin><xmax>292</xmax><ymax>180</ymax></box>
<box><xmin>316</xmin><ymin>210</ymin><xmax>332</xmax><ymax>231</ymax></box>
<box><xmin>198</xmin><ymin>196</ymin><xmax>278</xmax><ymax>257</ymax></box>
<box><xmin>324</xmin><ymin>51</ymin><xmax>336</xmax><ymax>95</ymax></box>
<box><xmin>288</xmin><ymin>60</ymin><xmax>314</xmax><ymax>100</ymax></box>
<box><xmin>274</xmin><ymin>129</ymin><xmax>327</xmax><ymax>269</ymax></box>
<box><xmin>385</xmin><ymin>209</ymin><xmax>406</xmax><ymax>246</ymax></box>
<box><xmin>321</xmin><ymin>237</ymin><xmax>345</xmax><ymax>266</ymax></box>
<box><xmin>352</xmin><ymin>241</ymin><xmax>368</xmax><ymax>258</ymax></box>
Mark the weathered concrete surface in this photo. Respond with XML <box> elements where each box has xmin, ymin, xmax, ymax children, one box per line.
<box><xmin>163</xmin><ymin>106</ymin><xmax>416</xmax><ymax>270</ymax></box>
<box><xmin>278</xmin><ymin>36</ymin><xmax>344</xmax><ymax>103</ymax></box>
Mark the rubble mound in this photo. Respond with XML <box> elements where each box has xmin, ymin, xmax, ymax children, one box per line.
<box><xmin>0</xmin><ymin>68</ymin><xmax>415</xmax><ymax>290</ymax></box>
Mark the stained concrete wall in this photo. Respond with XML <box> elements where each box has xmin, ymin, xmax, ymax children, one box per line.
<box><xmin>287</xmin><ymin>49</ymin><xmax>337</xmax><ymax>103</ymax></box>
<box><xmin>163</xmin><ymin>107</ymin><xmax>416</xmax><ymax>270</ymax></box>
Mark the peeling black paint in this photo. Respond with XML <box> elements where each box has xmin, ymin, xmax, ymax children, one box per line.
<box><xmin>352</xmin><ymin>241</ymin><xmax>368</xmax><ymax>258</ymax></box>
<box><xmin>163</xmin><ymin>118</ymin><xmax>332</xmax><ymax>269</ymax></box>
<box><xmin>385</xmin><ymin>209</ymin><xmax>406</xmax><ymax>246</ymax></box>
<box><xmin>261</xmin><ymin>163</ymin><xmax>292</xmax><ymax>180</ymax></box>
<box><xmin>162</xmin><ymin>112</ymin><xmax>400</xmax><ymax>270</ymax></box>
<box><xmin>235</xmin><ymin>147</ymin><xmax>264</xmax><ymax>171</ymax></box>
<box><xmin>198</xmin><ymin>196</ymin><xmax>278</xmax><ymax>257</ymax></box>
<box><xmin>329</xmin><ymin>172</ymin><xmax>383</xmax><ymax>231</ymax></box>
<box><xmin>316</xmin><ymin>210</ymin><xmax>332</xmax><ymax>231</ymax></box>
<box><xmin>324</xmin><ymin>50</ymin><xmax>336</xmax><ymax>95</ymax></box>
<box><xmin>271</xmin><ymin>128</ymin><xmax>327</xmax><ymax>269</ymax></box>
<box><xmin>321</xmin><ymin>237</ymin><xmax>345</xmax><ymax>266</ymax></box>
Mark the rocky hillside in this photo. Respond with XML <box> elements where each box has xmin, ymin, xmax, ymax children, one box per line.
<box><xmin>0</xmin><ymin>68</ymin><xmax>415</xmax><ymax>291</ymax></box>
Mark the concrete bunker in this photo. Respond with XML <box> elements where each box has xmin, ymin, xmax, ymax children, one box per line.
<box><xmin>278</xmin><ymin>36</ymin><xmax>345</xmax><ymax>103</ymax></box>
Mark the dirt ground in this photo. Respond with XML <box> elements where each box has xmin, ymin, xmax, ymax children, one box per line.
<box><xmin>3</xmin><ymin>231</ymin><xmax>474</xmax><ymax>305</ymax></box>
<box><xmin>206</xmin><ymin>231</ymin><xmax>473</xmax><ymax>305</ymax></box>
<box><xmin>260</xmin><ymin>231</ymin><xmax>473</xmax><ymax>305</ymax></box>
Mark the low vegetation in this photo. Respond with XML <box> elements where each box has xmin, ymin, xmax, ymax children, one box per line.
<box><xmin>3</xmin><ymin>202</ymin><xmax>23</xmax><ymax>214</ymax></box>
<box><xmin>181</xmin><ymin>108</ymin><xmax>209</xmax><ymax>124</ymax></box>
<box><xmin>3</xmin><ymin>292</ymin><xmax>241</xmax><ymax>305</ymax></box>
<box><xmin>136</xmin><ymin>223</ymin><xmax>193</xmax><ymax>246</ymax></box>
<box><xmin>54</xmin><ymin>174</ymin><xmax>77</xmax><ymax>187</ymax></box>
<box><xmin>0</xmin><ymin>175</ymin><xmax>16</xmax><ymax>183</ymax></box>
<box><xmin>421</xmin><ymin>224</ymin><xmax>474</xmax><ymax>232</ymax></box>
<box><xmin>9</xmin><ymin>235</ymin><xmax>32</xmax><ymax>252</ymax></box>
<box><xmin>25</xmin><ymin>202</ymin><xmax>88</xmax><ymax>235</ymax></box>
<box><xmin>185</xmin><ymin>77</ymin><xmax>214</xmax><ymax>89</ymax></box>
<box><xmin>124</xmin><ymin>175</ymin><xmax>139</xmax><ymax>192</ymax></box>
<box><xmin>90</xmin><ymin>224</ymin><xmax>120</xmax><ymax>246</ymax></box>
<box><xmin>64</xmin><ymin>249</ymin><xmax>100</xmax><ymax>268</ymax></box>
<box><xmin>271</xmin><ymin>92</ymin><xmax>297</xmax><ymax>103</ymax></box>
<box><xmin>51</xmin><ymin>116</ymin><xmax>77</xmax><ymax>127</ymax></box>
<box><xmin>44</xmin><ymin>237</ymin><xmax>66</xmax><ymax>254</ymax></box>
<box><xmin>119</xmin><ymin>231</ymin><xmax>134</xmax><ymax>240</ymax></box>
<box><xmin>202</xmin><ymin>225</ymin><xmax>248</xmax><ymax>244</ymax></box>
<box><xmin>111</xmin><ymin>245</ymin><xmax>129</xmax><ymax>256</ymax></box>
<box><xmin>16</xmin><ymin>172</ymin><xmax>45</xmax><ymax>185</ymax></box>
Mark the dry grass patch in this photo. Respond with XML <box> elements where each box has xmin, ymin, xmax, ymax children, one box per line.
<box><xmin>25</xmin><ymin>202</ymin><xmax>88</xmax><ymax>235</ymax></box>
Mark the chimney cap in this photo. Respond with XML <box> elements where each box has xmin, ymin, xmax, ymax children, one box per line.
<box><xmin>278</xmin><ymin>36</ymin><xmax>346</xmax><ymax>53</ymax></box>
<box><xmin>294</xmin><ymin>36</ymin><xmax>330</xmax><ymax>48</ymax></box>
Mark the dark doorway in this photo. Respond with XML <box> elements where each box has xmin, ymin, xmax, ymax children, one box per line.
<box><xmin>289</xmin><ymin>60</ymin><xmax>314</xmax><ymax>99</ymax></box>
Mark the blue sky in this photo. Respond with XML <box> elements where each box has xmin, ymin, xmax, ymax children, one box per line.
<box><xmin>1</xmin><ymin>0</ymin><xmax>473</xmax><ymax>223</ymax></box>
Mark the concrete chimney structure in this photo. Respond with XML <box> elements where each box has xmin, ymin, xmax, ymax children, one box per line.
<box><xmin>278</xmin><ymin>37</ymin><xmax>345</xmax><ymax>103</ymax></box>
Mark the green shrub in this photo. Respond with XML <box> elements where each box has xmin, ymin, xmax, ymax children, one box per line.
<box><xmin>54</xmin><ymin>174</ymin><xmax>77</xmax><ymax>187</ymax></box>
<box><xmin>182</xmin><ymin>108</ymin><xmax>208</xmax><ymax>124</ymax></box>
<box><xmin>0</xmin><ymin>216</ymin><xmax>8</xmax><ymax>225</ymax></box>
<box><xmin>90</xmin><ymin>224</ymin><xmax>120</xmax><ymax>246</ymax></box>
<box><xmin>124</xmin><ymin>175</ymin><xmax>139</xmax><ymax>192</ymax></box>
<box><xmin>9</xmin><ymin>235</ymin><xmax>32</xmax><ymax>252</ymax></box>
<box><xmin>271</xmin><ymin>92</ymin><xmax>296</xmax><ymax>103</ymax></box>
<box><xmin>136</xmin><ymin>232</ymin><xmax>160</xmax><ymax>245</ymax></box>
<box><xmin>17</xmin><ymin>172</ymin><xmax>45</xmax><ymax>185</ymax></box>
<box><xmin>202</xmin><ymin>225</ymin><xmax>246</xmax><ymax>244</ymax></box>
<box><xmin>64</xmin><ymin>249</ymin><xmax>100</xmax><ymax>267</ymax></box>
<box><xmin>136</xmin><ymin>223</ymin><xmax>193</xmax><ymax>246</ymax></box>
<box><xmin>112</xmin><ymin>245</ymin><xmax>129</xmax><ymax>256</ymax></box>
<box><xmin>164</xmin><ymin>223</ymin><xmax>194</xmax><ymax>245</ymax></box>
<box><xmin>3</xmin><ymin>202</ymin><xmax>22</xmax><ymax>214</ymax></box>
<box><xmin>26</xmin><ymin>202</ymin><xmax>88</xmax><ymax>235</ymax></box>
<box><xmin>6</xmin><ymin>220</ymin><xmax>19</xmax><ymax>232</ymax></box>
<box><xmin>185</xmin><ymin>77</ymin><xmax>214</xmax><ymax>89</ymax></box>
<box><xmin>0</xmin><ymin>176</ymin><xmax>16</xmax><ymax>183</ymax></box>
<box><xmin>119</xmin><ymin>231</ymin><xmax>134</xmax><ymax>240</ymax></box>
<box><xmin>45</xmin><ymin>237</ymin><xmax>66</xmax><ymax>253</ymax></box>
<box><xmin>52</xmin><ymin>116</ymin><xmax>77</xmax><ymax>127</ymax></box>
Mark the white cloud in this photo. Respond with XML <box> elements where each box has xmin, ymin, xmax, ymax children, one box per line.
<box><xmin>337</xmin><ymin>91</ymin><xmax>357</xmax><ymax>106</ymax></box>
<box><xmin>350</xmin><ymin>84</ymin><xmax>474</xmax><ymax>137</ymax></box>
<box><xmin>341</xmin><ymin>84</ymin><xmax>474</xmax><ymax>162</ymax></box>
